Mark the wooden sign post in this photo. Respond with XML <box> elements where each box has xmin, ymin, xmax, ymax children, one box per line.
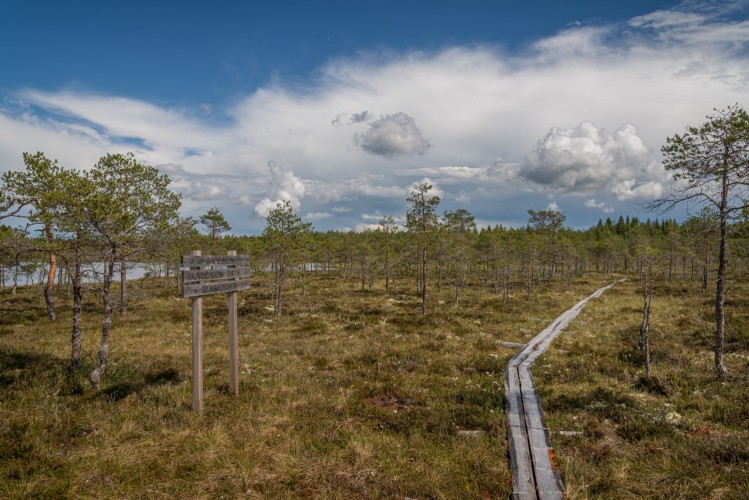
<box><xmin>182</xmin><ymin>250</ymin><xmax>251</xmax><ymax>412</ymax></box>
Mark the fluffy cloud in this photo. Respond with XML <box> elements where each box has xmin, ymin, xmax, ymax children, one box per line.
<box><xmin>186</xmin><ymin>182</ymin><xmax>231</xmax><ymax>202</ymax></box>
<box><xmin>521</xmin><ymin>122</ymin><xmax>662</xmax><ymax>200</ymax></box>
<box><xmin>612</xmin><ymin>180</ymin><xmax>664</xmax><ymax>201</ymax></box>
<box><xmin>585</xmin><ymin>198</ymin><xmax>614</xmax><ymax>213</ymax></box>
<box><xmin>331</xmin><ymin>111</ymin><xmax>371</xmax><ymax>127</ymax></box>
<box><xmin>253</xmin><ymin>161</ymin><xmax>307</xmax><ymax>217</ymax></box>
<box><xmin>353</xmin><ymin>113</ymin><xmax>432</xmax><ymax>158</ymax></box>
<box><xmin>350</xmin><ymin>111</ymin><xmax>371</xmax><ymax>124</ymax></box>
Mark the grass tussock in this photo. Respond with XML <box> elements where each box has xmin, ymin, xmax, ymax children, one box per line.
<box><xmin>1</xmin><ymin>273</ymin><xmax>748</xmax><ymax>497</ymax></box>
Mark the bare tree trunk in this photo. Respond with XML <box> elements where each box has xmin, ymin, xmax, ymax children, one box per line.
<box><xmin>12</xmin><ymin>257</ymin><xmax>20</xmax><ymax>294</ymax></box>
<box><xmin>274</xmin><ymin>259</ymin><xmax>285</xmax><ymax>316</ymax></box>
<box><xmin>714</xmin><ymin>169</ymin><xmax>729</xmax><ymax>380</ymax></box>
<box><xmin>384</xmin><ymin>240</ymin><xmax>390</xmax><ymax>291</ymax></box>
<box><xmin>639</xmin><ymin>262</ymin><xmax>652</xmax><ymax>376</ymax></box>
<box><xmin>690</xmin><ymin>257</ymin><xmax>694</xmax><ymax>281</ymax></box>
<box><xmin>44</xmin><ymin>252</ymin><xmax>57</xmax><ymax>321</ymax></box>
<box><xmin>420</xmin><ymin>242</ymin><xmax>427</xmax><ymax>317</ymax></box>
<box><xmin>454</xmin><ymin>275</ymin><xmax>461</xmax><ymax>308</ymax></box>
<box><xmin>71</xmin><ymin>243</ymin><xmax>83</xmax><ymax>366</ymax></box>
<box><xmin>90</xmin><ymin>253</ymin><xmax>116</xmax><ymax>389</ymax></box>
<box><xmin>120</xmin><ymin>258</ymin><xmax>127</xmax><ymax>315</ymax></box>
<box><xmin>43</xmin><ymin>223</ymin><xmax>57</xmax><ymax>321</ymax></box>
<box><xmin>526</xmin><ymin>256</ymin><xmax>533</xmax><ymax>302</ymax></box>
<box><xmin>361</xmin><ymin>258</ymin><xmax>366</xmax><ymax>291</ymax></box>
<box><xmin>504</xmin><ymin>251</ymin><xmax>511</xmax><ymax>303</ymax></box>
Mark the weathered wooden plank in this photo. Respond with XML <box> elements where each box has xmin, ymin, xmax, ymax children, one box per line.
<box><xmin>227</xmin><ymin>250</ymin><xmax>239</xmax><ymax>395</ymax></box>
<box><xmin>182</xmin><ymin>279</ymin><xmax>250</xmax><ymax>298</ymax></box>
<box><xmin>182</xmin><ymin>254</ymin><xmax>250</xmax><ymax>267</ymax></box>
<box><xmin>508</xmin><ymin>428</ymin><xmax>536</xmax><ymax>496</ymax></box>
<box><xmin>191</xmin><ymin>250</ymin><xmax>203</xmax><ymax>413</ymax></box>
<box><xmin>504</xmin><ymin>280</ymin><xmax>623</xmax><ymax>499</ymax></box>
<box><xmin>182</xmin><ymin>267</ymin><xmax>251</xmax><ymax>282</ymax></box>
<box><xmin>507</xmin><ymin>395</ymin><xmax>524</xmax><ymax>428</ymax></box>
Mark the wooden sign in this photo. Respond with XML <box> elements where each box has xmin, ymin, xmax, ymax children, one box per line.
<box><xmin>181</xmin><ymin>254</ymin><xmax>251</xmax><ymax>298</ymax></box>
<box><xmin>182</xmin><ymin>250</ymin><xmax>249</xmax><ymax>412</ymax></box>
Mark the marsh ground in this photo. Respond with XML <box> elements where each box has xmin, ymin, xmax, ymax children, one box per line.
<box><xmin>1</xmin><ymin>273</ymin><xmax>747</xmax><ymax>498</ymax></box>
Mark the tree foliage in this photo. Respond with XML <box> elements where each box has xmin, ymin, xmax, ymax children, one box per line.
<box><xmin>83</xmin><ymin>153</ymin><xmax>182</xmax><ymax>388</ymax></box>
<box><xmin>1</xmin><ymin>152</ymin><xmax>69</xmax><ymax>319</ymax></box>
<box><xmin>654</xmin><ymin>105</ymin><xmax>749</xmax><ymax>380</ymax></box>
<box><xmin>200</xmin><ymin>206</ymin><xmax>231</xmax><ymax>251</ymax></box>
<box><xmin>262</xmin><ymin>200</ymin><xmax>313</xmax><ymax>316</ymax></box>
<box><xmin>406</xmin><ymin>183</ymin><xmax>440</xmax><ymax>316</ymax></box>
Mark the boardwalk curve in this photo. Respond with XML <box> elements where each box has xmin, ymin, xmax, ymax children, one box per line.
<box><xmin>504</xmin><ymin>280</ymin><xmax>623</xmax><ymax>499</ymax></box>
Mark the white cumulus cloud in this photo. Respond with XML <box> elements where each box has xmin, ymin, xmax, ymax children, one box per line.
<box><xmin>353</xmin><ymin>113</ymin><xmax>432</xmax><ymax>158</ymax></box>
<box><xmin>521</xmin><ymin>122</ymin><xmax>661</xmax><ymax>200</ymax></box>
<box><xmin>585</xmin><ymin>198</ymin><xmax>614</xmax><ymax>213</ymax></box>
<box><xmin>254</xmin><ymin>161</ymin><xmax>307</xmax><ymax>217</ymax></box>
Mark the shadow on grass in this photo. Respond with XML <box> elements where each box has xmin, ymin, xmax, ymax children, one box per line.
<box><xmin>0</xmin><ymin>305</ymin><xmax>49</xmax><ymax>325</ymax></box>
<box><xmin>0</xmin><ymin>350</ymin><xmax>66</xmax><ymax>390</ymax></box>
<box><xmin>102</xmin><ymin>367</ymin><xmax>182</xmax><ymax>401</ymax></box>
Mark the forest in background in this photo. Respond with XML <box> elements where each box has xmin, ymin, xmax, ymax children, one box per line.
<box><xmin>3</xmin><ymin>201</ymin><xmax>748</xmax><ymax>300</ymax></box>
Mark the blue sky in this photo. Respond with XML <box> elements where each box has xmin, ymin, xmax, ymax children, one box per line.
<box><xmin>2</xmin><ymin>0</ymin><xmax>749</xmax><ymax>233</ymax></box>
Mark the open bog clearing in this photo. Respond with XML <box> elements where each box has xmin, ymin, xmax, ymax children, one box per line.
<box><xmin>2</xmin><ymin>274</ymin><xmax>748</xmax><ymax>498</ymax></box>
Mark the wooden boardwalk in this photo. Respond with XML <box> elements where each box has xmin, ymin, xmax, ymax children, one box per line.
<box><xmin>504</xmin><ymin>281</ymin><xmax>623</xmax><ymax>499</ymax></box>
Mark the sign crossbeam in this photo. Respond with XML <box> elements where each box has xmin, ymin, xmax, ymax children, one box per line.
<box><xmin>182</xmin><ymin>267</ymin><xmax>251</xmax><ymax>283</ymax></box>
<box><xmin>183</xmin><ymin>255</ymin><xmax>249</xmax><ymax>267</ymax></box>
<box><xmin>183</xmin><ymin>279</ymin><xmax>250</xmax><ymax>298</ymax></box>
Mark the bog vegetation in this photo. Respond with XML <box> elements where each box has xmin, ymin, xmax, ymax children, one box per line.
<box><xmin>1</xmin><ymin>107</ymin><xmax>748</xmax><ymax>497</ymax></box>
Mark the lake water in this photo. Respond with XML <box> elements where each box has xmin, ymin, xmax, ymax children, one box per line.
<box><xmin>1</xmin><ymin>261</ymin><xmax>333</xmax><ymax>288</ymax></box>
<box><xmin>1</xmin><ymin>261</ymin><xmax>158</xmax><ymax>288</ymax></box>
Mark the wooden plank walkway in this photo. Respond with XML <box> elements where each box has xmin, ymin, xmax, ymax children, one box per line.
<box><xmin>504</xmin><ymin>280</ymin><xmax>623</xmax><ymax>499</ymax></box>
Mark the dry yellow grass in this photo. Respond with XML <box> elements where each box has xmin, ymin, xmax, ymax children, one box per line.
<box><xmin>1</xmin><ymin>273</ymin><xmax>747</xmax><ymax>498</ymax></box>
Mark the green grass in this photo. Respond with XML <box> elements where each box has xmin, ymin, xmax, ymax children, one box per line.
<box><xmin>1</xmin><ymin>273</ymin><xmax>748</xmax><ymax>498</ymax></box>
